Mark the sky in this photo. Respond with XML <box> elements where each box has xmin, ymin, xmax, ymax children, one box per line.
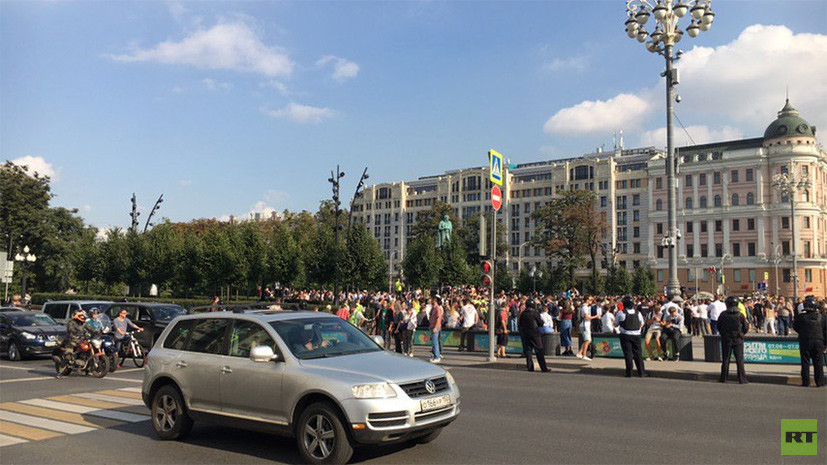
<box><xmin>2</xmin><ymin>1</ymin><xmax>826</xmax><ymax>231</ymax></box>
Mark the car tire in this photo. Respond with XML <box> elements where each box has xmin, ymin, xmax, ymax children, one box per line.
<box><xmin>151</xmin><ymin>385</ymin><xmax>193</xmax><ymax>441</ymax></box>
<box><xmin>296</xmin><ymin>402</ymin><xmax>353</xmax><ymax>465</ymax></box>
<box><xmin>8</xmin><ymin>342</ymin><xmax>23</xmax><ymax>362</ymax></box>
<box><xmin>412</xmin><ymin>427</ymin><xmax>442</xmax><ymax>444</ymax></box>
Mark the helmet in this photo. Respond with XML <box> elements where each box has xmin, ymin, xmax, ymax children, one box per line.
<box><xmin>725</xmin><ymin>296</ymin><xmax>739</xmax><ymax>309</ymax></box>
<box><xmin>622</xmin><ymin>296</ymin><xmax>635</xmax><ymax>309</ymax></box>
<box><xmin>73</xmin><ymin>309</ymin><xmax>87</xmax><ymax>321</ymax></box>
<box><xmin>803</xmin><ymin>296</ymin><xmax>818</xmax><ymax>310</ymax></box>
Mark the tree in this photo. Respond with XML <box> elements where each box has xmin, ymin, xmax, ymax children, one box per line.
<box><xmin>606</xmin><ymin>265</ymin><xmax>633</xmax><ymax>295</ymax></box>
<box><xmin>344</xmin><ymin>224</ymin><xmax>387</xmax><ymax>290</ymax></box>
<box><xmin>632</xmin><ymin>265</ymin><xmax>657</xmax><ymax>296</ymax></box>
<box><xmin>402</xmin><ymin>235</ymin><xmax>440</xmax><ymax>290</ymax></box>
<box><xmin>494</xmin><ymin>261</ymin><xmax>512</xmax><ymax>293</ymax></box>
<box><xmin>100</xmin><ymin>228</ymin><xmax>129</xmax><ymax>292</ymax></box>
<box><xmin>439</xmin><ymin>238</ymin><xmax>472</xmax><ymax>286</ymax></box>
<box><xmin>266</xmin><ymin>221</ymin><xmax>301</xmax><ymax>289</ymax></box>
<box><xmin>410</xmin><ymin>201</ymin><xmax>457</xmax><ymax>241</ymax></box>
<box><xmin>458</xmin><ymin>213</ymin><xmax>507</xmax><ymax>265</ymax></box>
<box><xmin>0</xmin><ymin>161</ymin><xmax>52</xmax><ymax>254</ymax></box>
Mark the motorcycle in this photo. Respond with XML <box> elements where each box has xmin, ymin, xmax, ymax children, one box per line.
<box><xmin>95</xmin><ymin>327</ymin><xmax>119</xmax><ymax>372</ymax></box>
<box><xmin>118</xmin><ymin>330</ymin><xmax>146</xmax><ymax>368</ymax></box>
<box><xmin>54</xmin><ymin>336</ymin><xmax>110</xmax><ymax>378</ymax></box>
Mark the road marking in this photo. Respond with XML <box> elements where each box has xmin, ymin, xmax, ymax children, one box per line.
<box><xmin>96</xmin><ymin>389</ymin><xmax>143</xmax><ymax>400</ymax></box>
<box><xmin>0</xmin><ymin>376</ymin><xmax>57</xmax><ymax>384</ymax></box>
<box><xmin>0</xmin><ymin>365</ymin><xmax>38</xmax><ymax>371</ymax></box>
<box><xmin>0</xmin><ymin>433</ymin><xmax>28</xmax><ymax>447</ymax></box>
<box><xmin>0</xmin><ymin>403</ymin><xmax>121</xmax><ymax>428</ymax></box>
<box><xmin>72</xmin><ymin>393</ymin><xmax>144</xmax><ymax>406</ymax></box>
<box><xmin>20</xmin><ymin>400</ymin><xmax>149</xmax><ymax>423</ymax></box>
<box><xmin>0</xmin><ymin>410</ymin><xmax>95</xmax><ymax>434</ymax></box>
<box><xmin>101</xmin><ymin>376</ymin><xmax>143</xmax><ymax>383</ymax></box>
<box><xmin>121</xmin><ymin>387</ymin><xmax>142</xmax><ymax>393</ymax></box>
<box><xmin>48</xmin><ymin>395</ymin><xmax>126</xmax><ymax>409</ymax></box>
<box><xmin>113</xmin><ymin>368</ymin><xmax>144</xmax><ymax>374</ymax></box>
<box><xmin>0</xmin><ymin>421</ymin><xmax>62</xmax><ymax>441</ymax></box>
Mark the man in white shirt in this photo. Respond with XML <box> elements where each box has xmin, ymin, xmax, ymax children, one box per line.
<box><xmin>458</xmin><ymin>298</ymin><xmax>478</xmax><ymax>351</ymax></box>
<box><xmin>708</xmin><ymin>296</ymin><xmax>727</xmax><ymax>335</ymax></box>
<box><xmin>698</xmin><ymin>300</ymin><xmax>710</xmax><ymax>335</ymax></box>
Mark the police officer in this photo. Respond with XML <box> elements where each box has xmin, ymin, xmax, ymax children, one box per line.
<box><xmin>518</xmin><ymin>300</ymin><xmax>550</xmax><ymax>373</ymax></box>
<box><xmin>792</xmin><ymin>296</ymin><xmax>826</xmax><ymax>387</ymax></box>
<box><xmin>717</xmin><ymin>296</ymin><xmax>749</xmax><ymax>384</ymax></box>
<box><xmin>616</xmin><ymin>296</ymin><xmax>647</xmax><ymax>377</ymax></box>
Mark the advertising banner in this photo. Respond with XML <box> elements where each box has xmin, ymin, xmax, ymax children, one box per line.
<box><xmin>473</xmin><ymin>333</ymin><xmax>523</xmax><ymax>354</ymax></box>
<box><xmin>743</xmin><ymin>339</ymin><xmax>802</xmax><ymax>364</ymax></box>
<box><xmin>413</xmin><ymin>329</ymin><xmax>463</xmax><ymax>347</ymax></box>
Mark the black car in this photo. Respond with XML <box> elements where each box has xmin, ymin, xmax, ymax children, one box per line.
<box><xmin>0</xmin><ymin>311</ymin><xmax>67</xmax><ymax>361</ymax></box>
<box><xmin>105</xmin><ymin>302</ymin><xmax>187</xmax><ymax>349</ymax></box>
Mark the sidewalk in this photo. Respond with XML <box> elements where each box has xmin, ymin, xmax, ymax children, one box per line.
<box><xmin>412</xmin><ymin>343</ymin><xmax>816</xmax><ymax>387</ymax></box>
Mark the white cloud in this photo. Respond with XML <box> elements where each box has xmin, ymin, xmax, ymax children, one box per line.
<box><xmin>638</xmin><ymin>125</ymin><xmax>745</xmax><ymax>148</ymax></box>
<box><xmin>543</xmin><ymin>93</ymin><xmax>651</xmax><ymax>135</ymax></box>
<box><xmin>167</xmin><ymin>2</ymin><xmax>186</xmax><ymax>22</ymax></box>
<box><xmin>260</xmin><ymin>80</ymin><xmax>290</xmax><ymax>96</ymax></box>
<box><xmin>261</xmin><ymin>102</ymin><xmax>336</xmax><ymax>124</ymax></box>
<box><xmin>544</xmin><ymin>56</ymin><xmax>588</xmax><ymax>73</ymax></box>
<box><xmin>81</xmin><ymin>204</ymin><xmax>92</xmax><ymax>212</ymax></box>
<box><xmin>201</xmin><ymin>78</ymin><xmax>233</xmax><ymax>90</ymax></box>
<box><xmin>110</xmin><ymin>20</ymin><xmax>293</xmax><ymax>77</ymax></box>
<box><xmin>316</xmin><ymin>55</ymin><xmax>360</xmax><ymax>81</ymax></box>
<box><xmin>10</xmin><ymin>156</ymin><xmax>60</xmax><ymax>181</ymax></box>
<box><xmin>179</xmin><ymin>179</ymin><xmax>193</xmax><ymax>187</ymax></box>
<box><xmin>95</xmin><ymin>228</ymin><xmax>111</xmax><ymax>241</ymax></box>
<box><xmin>543</xmin><ymin>25</ymin><xmax>827</xmax><ymax>141</ymax></box>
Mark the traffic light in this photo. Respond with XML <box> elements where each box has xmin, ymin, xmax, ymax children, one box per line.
<box><xmin>481</xmin><ymin>260</ymin><xmax>493</xmax><ymax>288</ymax></box>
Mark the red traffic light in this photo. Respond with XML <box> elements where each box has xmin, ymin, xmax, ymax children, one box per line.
<box><xmin>481</xmin><ymin>276</ymin><xmax>491</xmax><ymax>287</ymax></box>
<box><xmin>481</xmin><ymin>261</ymin><xmax>492</xmax><ymax>274</ymax></box>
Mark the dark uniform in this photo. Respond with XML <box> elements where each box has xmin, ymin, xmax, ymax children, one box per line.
<box><xmin>617</xmin><ymin>297</ymin><xmax>647</xmax><ymax>377</ymax></box>
<box><xmin>792</xmin><ymin>296</ymin><xmax>826</xmax><ymax>387</ymax></box>
<box><xmin>717</xmin><ymin>296</ymin><xmax>749</xmax><ymax>384</ymax></box>
<box><xmin>518</xmin><ymin>301</ymin><xmax>549</xmax><ymax>373</ymax></box>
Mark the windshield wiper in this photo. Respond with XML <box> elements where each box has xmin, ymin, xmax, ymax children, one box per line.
<box><xmin>302</xmin><ymin>353</ymin><xmax>331</xmax><ymax>360</ymax></box>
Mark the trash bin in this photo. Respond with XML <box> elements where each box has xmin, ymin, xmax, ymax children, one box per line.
<box><xmin>541</xmin><ymin>332</ymin><xmax>561</xmax><ymax>356</ymax></box>
<box><xmin>704</xmin><ymin>334</ymin><xmax>721</xmax><ymax>362</ymax></box>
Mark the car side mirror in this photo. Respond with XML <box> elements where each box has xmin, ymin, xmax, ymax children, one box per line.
<box><xmin>372</xmin><ymin>335</ymin><xmax>384</xmax><ymax>347</ymax></box>
<box><xmin>250</xmin><ymin>345</ymin><xmax>279</xmax><ymax>362</ymax></box>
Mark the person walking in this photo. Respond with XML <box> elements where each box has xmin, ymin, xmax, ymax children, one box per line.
<box><xmin>616</xmin><ymin>296</ymin><xmax>647</xmax><ymax>378</ymax></box>
<box><xmin>717</xmin><ymin>296</ymin><xmax>750</xmax><ymax>384</ymax></box>
<box><xmin>429</xmin><ymin>297</ymin><xmax>444</xmax><ymax>363</ymax></box>
<box><xmin>708</xmin><ymin>295</ymin><xmax>726</xmax><ymax>335</ymax></box>
<box><xmin>792</xmin><ymin>296</ymin><xmax>826</xmax><ymax>387</ymax></box>
<box><xmin>518</xmin><ymin>300</ymin><xmax>549</xmax><ymax>373</ymax></box>
<box><xmin>458</xmin><ymin>298</ymin><xmax>477</xmax><ymax>352</ymax></box>
<box><xmin>577</xmin><ymin>298</ymin><xmax>598</xmax><ymax>361</ymax></box>
<box><xmin>560</xmin><ymin>300</ymin><xmax>574</xmax><ymax>356</ymax></box>
<box><xmin>777</xmin><ymin>299</ymin><xmax>792</xmax><ymax>336</ymax></box>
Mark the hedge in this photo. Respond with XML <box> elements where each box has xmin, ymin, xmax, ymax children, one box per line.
<box><xmin>30</xmin><ymin>293</ymin><xmax>333</xmax><ymax>312</ymax></box>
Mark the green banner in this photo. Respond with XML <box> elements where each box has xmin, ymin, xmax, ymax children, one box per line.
<box><xmin>743</xmin><ymin>339</ymin><xmax>801</xmax><ymax>364</ymax></box>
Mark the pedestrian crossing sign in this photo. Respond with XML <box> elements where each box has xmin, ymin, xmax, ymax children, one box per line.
<box><xmin>489</xmin><ymin>149</ymin><xmax>503</xmax><ymax>186</ymax></box>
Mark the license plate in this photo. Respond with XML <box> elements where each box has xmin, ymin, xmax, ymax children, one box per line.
<box><xmin>420</xmin><ymin>395</ymin><xmax>450</xmax><ymax>412</ymax></box>
<box><xmin>45</xmin><ymin>341</ymin><xmax>57</xmax><ymax>347</ymax></box>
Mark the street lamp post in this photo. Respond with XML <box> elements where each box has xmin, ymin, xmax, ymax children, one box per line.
<box><xmin>624</xmin><ymin>0</ymin><xmax>714</xmax><ymax>299</ymax></box>
<box><xmin>716</xmin><ymin>253</ymin><xmax>732</xmax><ymax>295</ymax></box>
<box><xmin>14</xmin><ymin>246</ymin><xmax>37</xmax><ymax>298</ymax></box>
<box><xmin>517</xmin><ymin>241</ymin><xmax>530</xmax><ymax>276</ymax></box>
<box><xmin>772</xmin><ymin>166</ymin><xmax>811</xmax><ymax>303</ymax></box>
<box><xmin>328</xmin><ymin>166</ymin><xmax>346</xmax><ymax>307</ymax></box>
<box><xmin>529</xmin><ymin>266</ymin><xmax>542</xmax><ymax>294</ymax></box>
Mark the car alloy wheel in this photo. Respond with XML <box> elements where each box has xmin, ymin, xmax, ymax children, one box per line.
<box><xmin>8</xmin><ymin>342</ymin><xmax>21</xmax><ymax>361</ymax></box>
<box><xmin>155</xmin><ymin>393</ymin><xmax>178</xmax><ymax>433</ymax></box>
<box><xmin>304</xmin><ymin>414</ymin><xmax>336</xmax><ymax>460</ymax></box>
<box><xmin>151</xmin><ymin>385</ymin><xmax>193</xmax><ymax>440</ymax></box>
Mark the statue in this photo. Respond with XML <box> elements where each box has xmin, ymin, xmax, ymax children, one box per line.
<box><xmin>437</xmin><ymin>215</ymin><xmax>453</xmax><ymax>248</ymax></box>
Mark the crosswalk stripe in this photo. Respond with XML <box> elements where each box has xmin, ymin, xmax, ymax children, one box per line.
<box><xmin>19</xmin><ymin>399</ymin><xmax>149</xmax><ymax>423</ymax></box>
<box><xmin>0</xmin><ymin>421</ymin><xmax>62</xmax><ymax>441</ymax></box>
<box><xmin>0</xmin><ymin>403</ymin><xmax>120</xmax><ymax>429</ymax></box>
<box><xmin>120</xmin><ymin>387</ymin><xmax>143</xmax><ymax>393</ymax></box>
<box><xmin>0</xmin><ymin>433</ymin><xmax>29</xmax><ymax>447</ymax></box>
<box><xmin>48</xmin><ymin>395</ymin><xmax>126</xmax><ymax>409</ymax></box>
<box><xmin>96</xmin><ymin>389</ymin><xmax>143</xmax><ymax>400</ymax></box>
<box><xmin>0</xmin><ymin>410</ymin><xmax>95</xmax><ymax>434</ymax></box>
<box><xmin>73</xmin><ymin>393</ymin><xmax>144</xmax><ymax>406</ymax></box>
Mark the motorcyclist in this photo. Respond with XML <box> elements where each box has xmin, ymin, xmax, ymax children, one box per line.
<box><xmin>84</xmin><ymin>308</ymin><xmax>104</xmax><ymax>334</ymax></box>
<box><xmin>54</xmin><ymin>309</ymin><xmax>89</xmax><ymax>376</ymax></box>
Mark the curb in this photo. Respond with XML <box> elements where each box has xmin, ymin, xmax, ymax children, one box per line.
<box><xmin>441</xmin><ymin>360</ymin><xmax>803</xmax><ymax>386</ymax></box>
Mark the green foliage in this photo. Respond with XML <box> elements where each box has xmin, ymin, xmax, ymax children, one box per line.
<box><xmin>632</xmin><ymin>265</ymin><xmax>657</xmax><ymax>296</ymax></box>
<box><xmin>439</xmin><ymin>238</ymin><xmax>472</xmax><ymax>286</ymax></box>
<box><xmin>605</xmin><ymin>265</ymin><xmax>633</xmax><ymax>295</ymax></box>
<box><xmin>494</xmin><ymin>261</ymin><xmax>512</xmax><ymax>293</ymax></box>
<box><xmin>402</xmin><ymin>235</ymin><xmax>441</xmax><ymax>289</ymax></box>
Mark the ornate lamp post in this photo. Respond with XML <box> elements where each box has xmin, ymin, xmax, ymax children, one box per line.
<box><xmin>529</xmin><ymin>266</ymin><xmax>542</xmax><ymax>294</ymax></box>
<box><xmin>624</xmin><ymin>0</ymin><xmax>715</xmax><ymax>298</ymax></box>
<box><xmin>14</xmin><ymin>245</ymin><xmax>37</xmax><ymax>298</ymax></box>
<box><xmin>328</xmin><ymin>166</ymin><xmax>345</xmax><ymax>306</ymax></box>
<box><xmin>772</xmin><ymin>166</ymin><xmax>811</xmax><ymax>303</ymax></box>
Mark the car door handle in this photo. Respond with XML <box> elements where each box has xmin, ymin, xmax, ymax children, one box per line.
<box><xmin>176</xmin><ymin>361</ymin><xmax>188</xmax><ymax>368</ymax></box>
<box><xmin>220</xmin><ymin>366</ymin><xmax>232</xmax><ymax>374</ymax></box>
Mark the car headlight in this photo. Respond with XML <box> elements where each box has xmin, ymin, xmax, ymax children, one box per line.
<box><xmin>91</xmin><ymin>338</ymin><xmax>102</xmax><ymax>349</ymax></box>
<box><xmin>445</xmin><ymin>371</ymin><xmax>456</xmax><ymax>386</ymax></box>
<box><xmin>20</xmin><ymin>331</ymin><xmax>36</xmax><ymax>340</ymax></box>
<box><xmin>352</xmin><ymin>383</ymin><xmax>396</xmax><ymax>399</ymax></box>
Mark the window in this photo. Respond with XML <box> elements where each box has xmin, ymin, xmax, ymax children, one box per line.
<box><xmin>714</xmin><ymin>195</ymin><xmax>722</xmax><ymax>207</ymax></box>
<box><xmin>633</xmin><ymin>210</ymin><xmax>640</xmax><ymax>222</ymax></box>
<box><xmin>685</xmin><ymin>197</ymin><xmax>693</xmax><ymax>210</ymax></box>
<box><xmin>731</xmin><ymin>193</ymin><xmax>739</xmax><ymax>206</ymax></box>
<box><xmin>732</xmin><ymin>243</ymin><xmax>741</xmax><ymax>257</ymax></box>
<box><xmin>699</xmin><ymin>173</ymin><xmax>707</xmax><ymax>186</ymax></box>
<box><xmin>783</xmin><ymin>268</ymin><xmax>791</xmax><ymax>283</ymax></box>
<box><xmin>633</xmin><ymin>243</ymin><xmax>641</xmax><ymax>253</ymax></box>
<box><xmin>701</xmin><ymin>244</ymin><xmax>708</xmax><ymax>256</ymax></box>
<box><xmin>632</xmin><ymin>194</ymin><xmax>640</xmax><ymax>206</ymax></box>
<box><xmin>686</xmin><ymin>221</ymin><xmax>693</xmax><ymax>233</ymax></box>
<box><xmin>745</xmin><ymin>169</ymin><xmax>754</xmax><ymax>182</ymax></box>
<box><xmin>600</xmin><ymin>196</ymin><xmax>607</xmax><ymax>207</ymax></box>
<box><xmin>749</xmin><ymin>269</ymin><xmax>756</xmax><ymax>283</ymax></box>
<box><xmin>804</xmin><ymin>217</ymin><xmax>811</xmax><ymax>228</ymax></box>
<box><xmin>804</xmin><ymin>241</ymin><xmax>811</xmax><ymax>258</ymax></box>
<box><xmin>633</xmin><ymin>226</ymin><xmax>640</xmax><ymax>238</ymax></box>
<box><xmin>687</xmin><ymin>244</ymin><xmax>694</xmax><ymax>257</ymax></box>
<box><xmin>782</xmin><ymin>240</ymin><xmax>790</xmax><ymax>255</ymax></box>
<box><xmin>746</xmin><ymin>192</ymin><xmax>754</xmax><ymax>205</ymax></box>
<box><xmin>685</xmin><ymin>174</ymin><xmax>693</xmax><ymax>187</ymax></box>
<box><xmin>731</xmin><ymin>170</ymin><xmax>739</xmax><ymax>183</ymax></box>
<box><xmin>163</xmin><ymin>320</ymin><xmax>194</xmax><ymax>350</ymax></box>
<box><xmin>715</xmin><ymin>220</ymin><xmax>722</xmax><ymax>232</ymax></box>
<box><xmin>656</xmin><ymin>177</ymin><xmax>663</xmax><ymax>189</ymax></box>
<box><xmin>747</xmin><ymin>218</ymin><xmax>755</xmax><ymax>230</ymax></box>
<box><xmin>187</xmin><ymin>319</ymin><xmax>231</xmax><ymax>354</ymax></box>
<box><xmin>781</xmin><ymin>217</ymin><xmax>789</xmax><ymax>229</ymax></box>
<box><xmin>657</xmin><ymin>270</ymin><xmax>664</xmax><ymax>282</ymax></box>
<box><xmin>732</xmin><ymin>219</ymin><xmax>740</xmax><ymax>231</ymax></box>
<box><xmin>657</xmin><ymin>247</ymin><xmax>664</xmax><ymax>258</ymax></box>
<box><xmin>715</xmin><ymin>243</ymin><xmax>723</xmax><ymax>257</ymax></box>
<box><xmin>701</xmin><ymin>222</ymin><xmax>708</xmax><ymax>233</ymax></box>
<box><xmin>657</xmin><ymin>223</ymin><xmax>663</xmax><ymax>234</ymax></box>
<box><xmin>656</xmin><ymin>199</ymin><xmax>663</xmax><ymax>211</ymax></box>
<box><xmin>805</xmin><ymin>269</ymin><xmax>813</xmax><ymax>282</ymax></box>
<box><xmin>229</xmin><ymin>321</ymin><xmax>277</xmax><ymax>358</ymax></box>
<box><xmin>713</xmin><ymin>172</ymin><xmax>721</xmax><ymax>184</ymax></box>
<box><xmin>733</xmin><ymin>269</ymin><xmax>741</xmax><ymax>282</ymax></box>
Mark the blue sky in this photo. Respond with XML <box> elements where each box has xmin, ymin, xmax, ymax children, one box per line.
<box><xmin>2</xmin><ymin>1</ymin><xmax>825</xmax><ymax>230</ymax></box>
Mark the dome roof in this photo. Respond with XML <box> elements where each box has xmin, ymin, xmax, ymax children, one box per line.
<box><xmin>764</xmin><ymin>99</ymin><xmax>816</xmax><ymax>139</ymax></box>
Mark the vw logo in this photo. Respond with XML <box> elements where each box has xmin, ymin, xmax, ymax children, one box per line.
<box><xmin>424</xmin><ymin>379</ymin><xmax>436</xmax><ymax>394</ymax></box>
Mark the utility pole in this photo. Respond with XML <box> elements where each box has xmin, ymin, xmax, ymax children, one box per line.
<box><xmin>328</xmin><ymin>166</ymin><xmax>345</xmax><ymax>307</ymax></box>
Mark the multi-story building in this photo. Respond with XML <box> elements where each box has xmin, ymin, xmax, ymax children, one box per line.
<box><xmin>649</xmin><ymin>99</ymin><xmax>827</xmax><ymax>296</ymax></box>
<box><xmin>352</xmin><ymin>100</ymin><xmax>827</xmax><ymax>297</ymax></box>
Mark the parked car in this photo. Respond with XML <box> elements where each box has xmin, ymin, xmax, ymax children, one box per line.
<box><xmin>42</xmin><ymin>300</ymin><xmax>113</xmax><ymax>324</ymax></box>
<box><xmin>0</xmin><ymin>311</ymin><xmax>67</xmax><ymax>361</ymax></box>
<box><xmin>0</xmin><ymin>307</ymin><xmax>27</xmax><ymax>312</ymax></box>
<box><xmin>143</xmin><ymin>310</ymin><xmax>460</xmax><ymax>464</ymax></box>
<box><xmin>106</xmin><ymin>302</ymin><xmax>187</xmax><ymax>349</ymax></box>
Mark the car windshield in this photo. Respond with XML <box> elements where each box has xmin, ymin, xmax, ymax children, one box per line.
<box><xmin>9</xmin><ymin>314</ymin><xmax>58</xmax><ymax>327</ymax></box>
<box><xmin>270</xmin><ymin>317</ymin><xmax>381</xmax><ymax>360</ymax></box>
<box><xmin>151</xmin><ymin>305</ymin><xmax>187</xmax><ymax>321</ymax></box>
<box><xmin>81</xmin><ymin>303</ymin><xmax>111</xmax><ymax>313</ymax></box>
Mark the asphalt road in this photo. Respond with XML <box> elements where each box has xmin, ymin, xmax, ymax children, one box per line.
<box><xmin>1</xmin><ymin>357</ymin><xmax>825</xmax><ymax>464</ymax></box>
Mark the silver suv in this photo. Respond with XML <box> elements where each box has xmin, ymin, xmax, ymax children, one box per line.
<box><xmin>142</xmin><ymin>310</ymin><xmax>460</xmax><ymax>464</ymax></box>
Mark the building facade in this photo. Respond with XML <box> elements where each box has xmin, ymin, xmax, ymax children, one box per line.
<box><xmin>352</xmin><ymin>100</ymin><xmax>827</xmax><ymax>297</ymax></box>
